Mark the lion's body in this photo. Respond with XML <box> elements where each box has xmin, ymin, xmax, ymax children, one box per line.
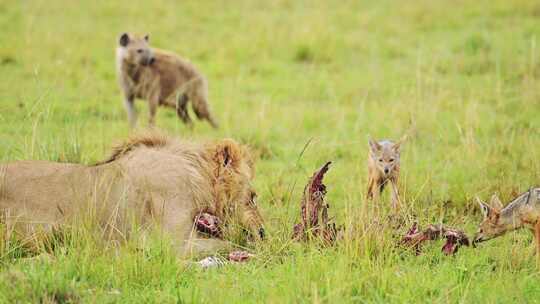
<box><xmin>0</xmin><ymin>134</ymin><xmax>262</xmax><ymax>257</ymax></box>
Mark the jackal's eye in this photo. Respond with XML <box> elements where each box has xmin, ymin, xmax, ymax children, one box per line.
<box><xmin>378</xmin><ymin>158</ymin><xmax>383</xmax><ymax>162</ymax></box>
<box><xmin>137</xmin><ymin>49</ymin><xmax>143</xmax><ymax>53</ymax></box>
<box><xmin>389</xmin><ymin>158</ymin><xmax>394</xmax><ymax>162</ymax></box>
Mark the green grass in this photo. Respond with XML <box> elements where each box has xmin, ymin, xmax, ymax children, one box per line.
<box><xmin>2</xmin><ymin>0</ymin><xmax>540</xmax><ymax>302</ymax></box>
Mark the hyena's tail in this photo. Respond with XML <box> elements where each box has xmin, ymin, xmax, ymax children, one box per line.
<box><xmin>180</xmin><ymin>77</ymin><xmax>219</xmax><ymax>129</ymax></box>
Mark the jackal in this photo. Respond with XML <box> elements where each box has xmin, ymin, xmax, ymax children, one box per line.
<box><xmin>474</xmin><ymin>188</ymin><xmax>540</xmax><ymax>256</ymax></box>
<box><xmin>366</xmin><ymin>137</ymin><xmax>405</xmax><ymax>209</ymax></box>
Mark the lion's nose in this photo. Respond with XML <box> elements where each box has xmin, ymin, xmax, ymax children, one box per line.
<box><xmin>258</xmin><ymin>227</ymin><xmax>265</xmax><ymax>240</ymax></box>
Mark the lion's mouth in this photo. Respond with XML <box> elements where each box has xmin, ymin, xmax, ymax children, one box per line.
<box><xmin>195</xmin><ymin>213</ymin><xmax>221</xmax><ymax>237</ymax></box>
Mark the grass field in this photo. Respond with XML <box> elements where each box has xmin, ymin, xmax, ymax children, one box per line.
<box><xmin>2</xmin><ymin>0</ymin><xmax>540</xmax><ymax>302</ymax></box>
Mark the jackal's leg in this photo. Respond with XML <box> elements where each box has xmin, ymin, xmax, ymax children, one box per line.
<box><xmin>367</xmin><ymin>177</ymin><xmax>381</xmax><ymax>202</ymax></box>
<box><xmin>389</xmin><ymin>178</ymin><xmax>401</xmax><ymax>210</ymax></box>
<box><xmin>535</xmin><ymin>222</ymin><xmax>540</xmax><ymax>266</ymax></box>
<box><xmin>366</xmin><ymin>177</ymin><xmax>375</xmax><ymax>200</ymax></box>
<box><xmin>372</xmin><ymin>180</ymin><xmax>381</xmax><ymax>202</ymax></box>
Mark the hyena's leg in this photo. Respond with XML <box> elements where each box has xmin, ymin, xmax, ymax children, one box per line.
<box><xmin>186</xmin><ymin>77</ymin><xmax>219</xmax><ymax>129</ymax></box>
<box><xmin>160</xmin><ymin>96</ymin><xmax>193</xmax><ymax>127</ymax></box>
<box><xmin>389</xmin><ymin>178</ymin><xmax>401</xmax><ymax>209</ymax></box>
<box><xmin>123</xmin><ymin>94</ymin><xmax>137</xmax><ymax>129</ymax></box>
<box><xmin>176</xmin><ymin>93</ymin><xmax>193</xmax><ymax>127</ymax></box>
<box><xmin>148</xmin><ymin>96</ymin><xmax>159</xmax><ymax>127</ymax></box>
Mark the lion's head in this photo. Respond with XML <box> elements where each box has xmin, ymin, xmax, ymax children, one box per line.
<box><xmin>207</xmin><ymin>139</ymin><xmax>265</xmax><ymax>241</ymax></box>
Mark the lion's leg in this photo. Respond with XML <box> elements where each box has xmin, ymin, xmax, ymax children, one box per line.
<box><xmin>181</xmin><ymin>237</ymin><xmax>232</xmax><ymax>258</ymax></box>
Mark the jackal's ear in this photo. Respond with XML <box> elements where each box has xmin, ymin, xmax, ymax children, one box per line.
<box><xmin>490</xmin><ymin>194</ymin><xmax>503</xmax><ymax>210</ymax></box>
<box><xmin>119</xmin><ymin>33</ymin><xmax>130</xmax><ymax>47</ymax></box>
<box><xmin>476</xmin><ymin>197</ymin><xmax>491</xmax><ymax>218</ymax></box>
<box><xmin>368</xmin><ymin>138</ymin><xmax>381</xmax><ymax>153</ymax></box>
<box><xmin>392</xmin><ymin>141</ymin><xmax>402</xmax><ymax>152</ymax></box>
<box><xmin>393</xmin><ymin>134</ymin><xmax>407</xmax><ymax>152</ymax></box>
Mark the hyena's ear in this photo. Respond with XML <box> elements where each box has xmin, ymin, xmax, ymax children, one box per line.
<box><xmin>368</xmin><ymin>138</ymin><xmax>381</xmax><ymax>153</ymax></box>
<box><xmin>476</xmin><ymin>197</ymin><xmax>491</xmax><ymax>218</ymax></box>
<box><xmin>144</xmin><ymin>34</ymin><xmax>150</xmax><ymax>42</ymax></box>
<box><xmin>119</xmin><ymin>33</ymin><xmax>130</xmax><ymax>47</ymax></box>
<box><xmin>489</xmin><ymin>194</ymin><xmax>503</xmax><ymax>210</ymax></box>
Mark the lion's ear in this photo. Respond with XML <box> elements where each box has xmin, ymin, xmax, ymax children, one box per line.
<box><xmin>215</xmin><ymin>139</ymin><xmax>242</xmax><ymax>169</ymax></box>
<box><xmin>222</xmin><ymin>146</ymin><xmax>231</xmax><ymax>167</ymax></box>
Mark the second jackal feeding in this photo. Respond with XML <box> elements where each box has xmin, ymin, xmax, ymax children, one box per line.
<box><xmin>366</xmin><ymin>137</ymin><xmax>405</xmax><ymax>209</ymax></box>
<box><xmin>474</xmin><ymin>188</ymin><xmax>540</xmax><ymax>257</ymax></box>
<box><xmin>292</xmin><ymin>162</ymin><xmax>339</xmax><ymax>245</ymax></box>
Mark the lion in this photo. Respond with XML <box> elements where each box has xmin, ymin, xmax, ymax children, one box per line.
<box><xmin>116</xmin><ymin>33</ymin><xmax>219</xmax><ymax>129</ymax></box>
<box><xmin>0</xmin><ymin>133</ymin><xmax>264</xmax><ymax>257</ymax></box>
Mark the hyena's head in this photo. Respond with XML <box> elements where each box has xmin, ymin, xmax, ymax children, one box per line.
<box><xmin>117</xmin><ymin>33</ymin><xmax>155</xmax><ymax>66</ymax></box>
<box><xmin>473</xmin><ymin>194</ymin><xmax>510</xmax><ymax>244</ymax></box>
<box><xmin>368</xmin><ymin>138</ymin><xmax>402</xmax><ymax>177</ymax></box>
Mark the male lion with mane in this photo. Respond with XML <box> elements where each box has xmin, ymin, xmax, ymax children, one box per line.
<box><xmin>0</xmin><ymin>133</ymin><xmax>264</xmax><ymax>257</ymax></box>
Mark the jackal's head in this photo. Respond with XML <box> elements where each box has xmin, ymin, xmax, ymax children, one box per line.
<box><xmin>368</xmin><ymin>138</ymin><xmax>402</xmax><ymax>177</ymax></box>
<box><xmin>473</xmin><ymin>194</ymin><xmax>510</xmax><ymax>244</ymax></box>
<box><xmin>117</xmin><ymin>33</ymin><xmax>155</xmax><ymax>66</ymax></box>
